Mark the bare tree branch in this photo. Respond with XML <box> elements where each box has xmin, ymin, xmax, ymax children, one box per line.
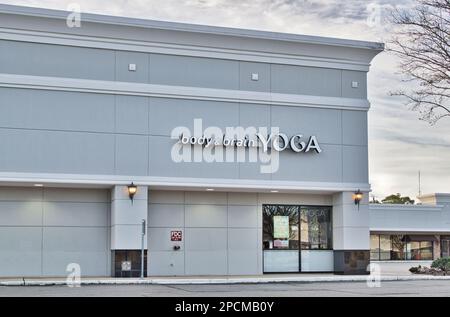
<box><xmin>389</xmin><ymin>0</ymin><xmax>450</xmax><ymax>124</ymax></box>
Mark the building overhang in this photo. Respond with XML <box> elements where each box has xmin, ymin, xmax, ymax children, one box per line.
<box><xmin>0</xmin><ymin>172</ymin><xmax>370</xmax><ymax>194</ymax></box>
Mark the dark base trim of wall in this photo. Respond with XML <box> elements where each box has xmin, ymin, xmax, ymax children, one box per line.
<box><xmin>334</xmin><ymin>250</ymin><xmax>370</xmax><ymax>275</ymax></box>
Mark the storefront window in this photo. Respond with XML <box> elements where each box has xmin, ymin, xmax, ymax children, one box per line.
<box><xmin>370</xmin><ymin>234</ymin><xmax>434</xmax><ymax>261</ymax></box>
<box><xmin>391</xmin><ymin>235</ymin><xmax>406</xmax><ymax>260</ymax></box>
<box><xmin>370</xmin><ymin>235</ymin><xmax>380</xmax><ymax>260</ymax></box>
<box><xmin>300</xmin><ymin>207</ymin><xmax>332</xmax><ymax>250</ymax></box>
<box><xmin>409</xmin><ymin>242</ymin><xmax>421</xmax><ymax>260</ymax></box>
<box><xmin>441</xmin><ymin>237</ymin><xmax>450</xmax><ymax>258</ymax></box>
<box><xmin>263</xmin><ymin>205</ymin><xmax>299</xmax><ymax>250</ymax></box>
<box><xmin>409</xmin><ymin>241</ymin><xmax>433</xmax><ymax>260</ymax></box>
<box><xmin>263</xmin><ymin>204</ymin><xmax>332</xmax><ymax>273</ymax></box>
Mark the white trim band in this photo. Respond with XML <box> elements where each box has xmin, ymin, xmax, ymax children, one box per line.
<box><xmin>0</xmin><ymin>172</ymin><xmax>371</xmax><ymax>193</ymax></box>
<box><xmin>0</xmin><ymin>74</ymin><xmax>370</xmax><ymax>110</ymax></box>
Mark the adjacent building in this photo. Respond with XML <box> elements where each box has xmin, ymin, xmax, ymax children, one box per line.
<box><xmin>369</xmin><ymin>194</ymin><xmax>450</xmax><ymax>272</ymax></box>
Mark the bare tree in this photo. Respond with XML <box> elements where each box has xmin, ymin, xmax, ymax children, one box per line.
<box><xmin>390</xmin><ymin>0</ymin><xmax>450</xmax><ymax>124</ymax></box>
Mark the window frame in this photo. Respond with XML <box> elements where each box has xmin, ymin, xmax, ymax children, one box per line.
<box><xmin>299</xmin><ymin>206</ymin><xmax>333</xmax><ymax>251</ymax></box>
<box><xmin>263</xmin><ymin>204</ymin><xmax>333</xmax><ymax>252</ymax></box>
<box><xmin>408</xmin><ymin>241</ymin><xmax>433</xmax><ymax>261</ymax></box>
<box><xmin>262</xmin><ymin>204</ymin><xmax>333</xmax><ymax>274</ymax></box>
<box><xmin>441</xmin><ymin>237</ymin><xmax>450</xmax><ymax>258</ymax></box>
<box><xmin>262</xmin><ymin>204</ymin><xmax>300</xmax><ymax>251</ymax></box>
<box><xmin>370</xmin><ymin>234</ymin><xmax>380</xmax><ymax>261</ymax></box>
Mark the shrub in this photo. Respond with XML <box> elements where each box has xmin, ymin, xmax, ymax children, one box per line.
<box><xmin>409</xmin><ymin>265</ymin><xmax>422</xmax><ymax>274</ymax></box>
<box><xmin>431</xmin><ymin>257</ymin><xmax>450</xmax><ymax>272</ymax></box>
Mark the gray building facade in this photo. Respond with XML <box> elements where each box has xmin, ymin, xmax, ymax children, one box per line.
<box><xmin>0</xmin><ymin>4</ymin><xmax>383</xmax><ymax>277</ymax></box>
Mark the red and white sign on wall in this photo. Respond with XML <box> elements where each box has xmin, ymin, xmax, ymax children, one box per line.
<box><xmin>171</xmin><ymin>230</ymin><xmax>182</xmax><ymax>241</ymax></box>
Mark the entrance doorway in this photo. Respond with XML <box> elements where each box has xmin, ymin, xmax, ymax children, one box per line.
<box><xmin>262</xmin><ymin>204</ymin><xmax>333</xmax><ymax>273</ymax></box>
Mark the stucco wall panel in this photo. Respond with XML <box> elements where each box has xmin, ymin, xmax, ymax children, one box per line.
<box><xmin>0</xmin><ymin>40</ymin><xmax>115</xmax><ymax>80</ymax></box>
<box><xmin>0</xmin><ymin>227</ymin><xmax>42</xmax><ymax>277</ymax></box>
<box><xmin>0</xmin><ymin>188</ymin><xmax>110</xmax><ymax>277</ymax></box>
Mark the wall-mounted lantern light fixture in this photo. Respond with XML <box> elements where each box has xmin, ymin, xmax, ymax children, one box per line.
<box><xmin>353</xmin><ymin>189</ymin><xmax>363</xmax><ymax>209</ymax></box>
<box><xmin>128</xmin><ymin>182</ymin><xmax>137</xmax><ymax>202</ymax></box>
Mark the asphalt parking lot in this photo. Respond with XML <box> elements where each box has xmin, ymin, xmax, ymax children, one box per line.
<box><xmin>0</xmin><ymin>280</ymin><xmax>449</xmax><ymax>297</ymax></box>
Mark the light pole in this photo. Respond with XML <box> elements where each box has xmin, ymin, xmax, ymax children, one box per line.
<box><xmin>141</xmin><ymin>219</ymin><xmax>146</xmax><ymax>279</ymax></box>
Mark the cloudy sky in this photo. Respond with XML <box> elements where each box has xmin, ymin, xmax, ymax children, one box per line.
<box><xmin>2</xmin><ymin>0</ymin><xmax>450</xmax><ymax>201</ymax></box>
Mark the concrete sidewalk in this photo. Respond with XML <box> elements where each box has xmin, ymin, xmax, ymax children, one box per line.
<box><xmin>1</xmin><ymin>274</ymin><xmax>450</xmax><ymax>286</ymax></box>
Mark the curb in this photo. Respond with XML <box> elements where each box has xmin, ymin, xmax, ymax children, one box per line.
<box><xmin>1</xmin><ymin>275</ymin><xmax>450</xmax><ymax>286</ymax></box>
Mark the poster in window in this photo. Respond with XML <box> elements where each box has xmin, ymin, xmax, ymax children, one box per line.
<box><xmin>121</xmin><ymin>261</ymin><xmax>131</xmax><ymax>271</ymax></box>
<box><xmin>273</xmin><ymin>216</ymin><xmax>289</xmax><ymax>239</ymax></box>
<box><xmin>274</xmin><ymin>240</ymin><xmax>289</xmax><ymax>248</ymax></box>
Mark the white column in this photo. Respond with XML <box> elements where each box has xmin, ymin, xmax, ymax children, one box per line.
<box><xmin>111</xmin><ymin>185</ymin><xmax>148</xmax><ymax>250</ymax></box>
<box><xmin>332</xmin><ymin>191</ymin><xmax>370</xmax><ymax>274</ymax></box>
